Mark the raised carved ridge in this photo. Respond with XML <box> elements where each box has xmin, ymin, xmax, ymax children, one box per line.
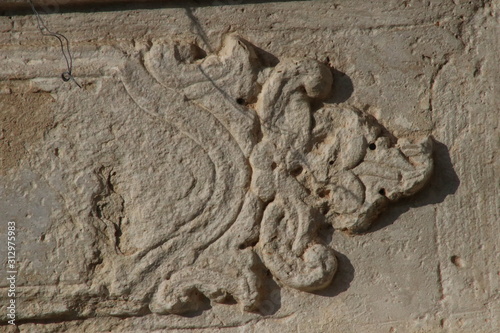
<box><xmin>0</xmin><ymin>35</ymin><xmax>433</xmax><ymax>322</ymax></box>
<box><xmin>116</xmin><ymin>34</ymin><xmax>433</xmax><ymax>315</ymax></box>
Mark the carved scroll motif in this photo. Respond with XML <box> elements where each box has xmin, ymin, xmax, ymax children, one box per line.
<box><xmin>119</xmin><ymin>35</ymin><xmax>433</xmax><ymax>314</ymax></box>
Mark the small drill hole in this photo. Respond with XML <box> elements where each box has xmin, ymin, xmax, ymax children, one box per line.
<box><xmin>290</xmin><ymin>166</ymin><xmax>303</xmax><ymax>177</ymax></box>
<box><xmin>328</xmin><ymin>160</ymin><xmax>334</xmax><ymax>165</ymax></box>
<box><xmin>236</xmin><ymin>98</ymin><xmax>245</xmax><ymax>105</ymax></box>
<box><xmin>379</xmin><ymin>188</ymin><xmax>386</xmax><ymax>196</ymax></box>
<box><xmin>271</xmin><ymin>162</ymin><xmax>277</xmax><ymax>170</ymax></box>
<box><xmin>369</xmin><ymin>143</ymin><xmax>376</xmax><ymax>150</ymax></box>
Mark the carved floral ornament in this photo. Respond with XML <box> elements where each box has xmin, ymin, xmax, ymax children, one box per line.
<box><xmin>114</xmin><ymin>35</ymin><xmax>433</xmax><ymax>315</ymax></box>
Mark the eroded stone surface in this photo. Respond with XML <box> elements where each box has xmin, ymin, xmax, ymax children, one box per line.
<box><xmin>0</xmin><ymin>0</ymin><xmax>498</xmax><ymax>332</ymax></box>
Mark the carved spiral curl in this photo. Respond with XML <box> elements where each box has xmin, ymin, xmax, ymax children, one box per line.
<box><xmin>259</xmin><ymin>197</ymin><xmax>337</xmax><ymax>291</ymax></box>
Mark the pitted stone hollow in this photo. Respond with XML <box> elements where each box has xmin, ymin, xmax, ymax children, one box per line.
<box><xmin>115</xmin><ymin>34</ymin><xmax>434</xmax><ymax>315</ymax></box>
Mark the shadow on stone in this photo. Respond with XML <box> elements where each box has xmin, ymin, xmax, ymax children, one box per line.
<box><xmin>314</xmin><ymin>251</ymin><xmax>355</xmax><ymax>298</ymax></box>
<box><xmin>327</xmin><ymin>68</ymin><xmax>354</xmax><ymax>104</ymax></box>
<box><xmin>367</xmin><ymin>139</ymin><xmax>460</xmax><ymax>233</ymax></box>
<box><xmin>184</xmin><ymin>7</ymin><xmax>214</xmax><ymax>53</ymax></box>
<box><xmin>255</xmin><ymin>272</ymin><xmax>282</xmax><ymax>316</ymax></box>
<box><xmin>178</xmin><ymin>293</ymin><xmax>213</xmax><ymax>318</ymax></box>
<box><xmin>252</xmin><ymin>45</ymin><xmax>280</xmax><ymax>68</ymax></box>
<box><xmin>2</xmin><ymin>0</ymin><xmax>311</xmax><ymax>16</ymax></box>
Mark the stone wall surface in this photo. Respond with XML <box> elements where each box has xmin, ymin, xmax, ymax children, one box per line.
<box><xmin>0</xmin><ymin>0</ymin><xmax>498</xmax><ymax>332</ymax></box>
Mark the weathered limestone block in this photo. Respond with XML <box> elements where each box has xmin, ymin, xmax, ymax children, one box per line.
<box><xmin>0</xmin><ymin>0</ymin><xmax>498</xmax><ymax>332</ymax></box>
<box><xmin>120</xmin><ymin>34</ymin><xmax>434</xmax><ymax>314</ymax></box>
<box><xmin>2</xmin><ymin>33</ymin><xmax>434</xmax><ymax>318</ymax></box>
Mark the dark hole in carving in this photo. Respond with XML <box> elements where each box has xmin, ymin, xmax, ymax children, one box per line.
<box><xmin>320</xmin><ymin>205</ymin><xmax>330</xmax><ymax>215</ymax></box>
<box><xmin>328</xmin><ymin>160</ymin><xmax>334</xmax><ymax>165</ymax></box>
<box><xmin>290</xmin><ymin>166</ymin><xmax>303</xmax><ymax>177</ymax></box>
<box><xmin>236</xmin><ymin>98</ymin><xmax>246</xmax><ymax>105</ymax></box>
<box><xmin>379</xmin><ymin>188</ymin><xmax>386</xmax><ymax>196</ymax></box>
<box><xmin>451</xmin><ymin>255</ymin><xmax>463</xmax><ymax>267</ymax></box>
<box><xmin>54</xmin><ymin>148</ymin><xmax>59</xmax><ymax>156</ymax></box>
<box><xmin>369</xmin><ymin>143</ymin><xmax>377</xmax><ymax>150</ymax></box>
<box><xmin>271</xmin><ymin>162</ymin><xmax>277</xmax><ymax>170</ymax></box>
<box><xmin>114</xmin><ymin>224</ymin><xmax>123</xmax><ymax>253</ymax></box>
<box><xmin>317</xmin><ymin>188</ymin><xmax>331</xmax><ymax>198</ymax></box>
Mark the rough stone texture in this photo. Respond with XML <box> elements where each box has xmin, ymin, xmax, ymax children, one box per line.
<box><xmin>0</xmin><ymin>0</ymin><xmax>499</xmax><ymax>332</ymax></box>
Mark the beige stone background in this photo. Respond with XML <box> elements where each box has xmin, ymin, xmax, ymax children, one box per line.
<box><xmin>0</xmin><ymin>0</ymin><xmax>499</xmax><ymax>332</ymax></box>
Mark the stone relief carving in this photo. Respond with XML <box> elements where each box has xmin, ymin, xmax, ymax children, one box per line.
<box><xmin>114</xmin><ymin>34</ymin><xmax>433</xmax><ymax>315</ymax></box>
<box><xmin>0</xmin><ymin>35</ymin><xmax>432</xmax><ymax>321</ymax></box>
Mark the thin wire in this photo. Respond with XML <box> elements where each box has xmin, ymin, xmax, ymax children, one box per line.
<box><xmin>28</xmin><ymin>0</ymin><xmax>81</xmax><ymax>88</ymax></box>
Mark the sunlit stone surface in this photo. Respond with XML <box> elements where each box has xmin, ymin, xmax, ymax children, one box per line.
<box><xmin>0</xmin><ymin>1</ymin><xmax>498</xmax><ymax>332</ymax></box>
